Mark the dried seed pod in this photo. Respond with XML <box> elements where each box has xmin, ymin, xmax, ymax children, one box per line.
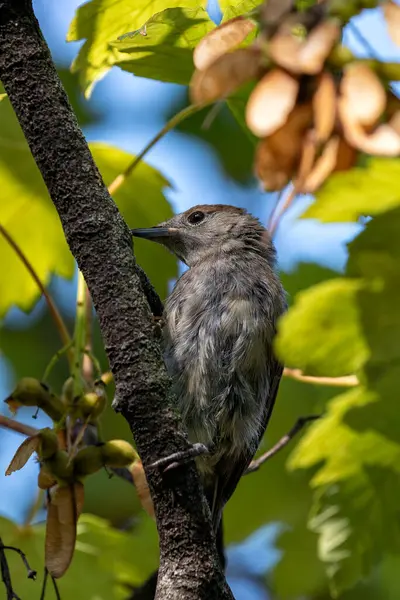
<box><xmin>339</xmin><ymin>96</ymin><xmax>400</xmax><ymax>156</ymax></box>
<box><xmin>383</xmin><ymin>1</ymin><xmax>400</xmax><ymax>47</ymax></box>
<box><xmin>5</xmin><ymin>427</ymin><xmax>59</xmax><ymax>476</ymax></box>
<box><xmin>340</xmin><ymin>63</ymin><xmax>386</xmax><ymax>127</ymax></box>
<box><xmin>268</xmin><ymin>20</ymin><xmax>340</xmax><ymax>75</ymax></box>
<box><xmin>255</xmin><ymin>103</ymin><xmax>314</xmax><ymax>191</ymax></box>
<box><xmin>302</xmin><ymin>136</ymin><xmax>340</xmax><ymax>192</ymax></box>
<box><xmin>297</xmin><ymin>20</ymin><xmax>340</xmax><ymax>75</ymax></box>
<box><xmin>190</xmin><ymin>47</ymin><xmax>262</xmax><ymax>104</ymax></box>
<box><xmin>193</xmin><ymin>17</ymin><xmax>255</xmax><ymax>71</ymax></box>
<box><xmin>246</xmin><ymin>69</ymin><xmax>299</xmax><ymax>137</ymax></box>
<box><xmin>334</xmin><ymin>137</ymin><xmax>357</xmax><ymax>172</ymax></box>
<box><xmin>312</xmin><ymin>71</ymin><xmax>337</xmax><ymax>143</ymax></box>
<box><xmin>6</xmin><ymin>435</ymin><xmax>40</xmax><ymax>476</ymax></box>
<box><xmin>45</xmin><ymin>483</ymin><xmax>84</xmax><ymax>579</ymax></box>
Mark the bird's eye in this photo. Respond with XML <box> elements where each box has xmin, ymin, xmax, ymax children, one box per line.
<box><xmin>187</xmin><ymin>211</ymin><xmax>205</xmax><ymax>225</ymax></box>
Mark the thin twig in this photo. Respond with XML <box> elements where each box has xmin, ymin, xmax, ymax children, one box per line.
<box><xmin>0</xmin><ymin>539</ymin><xmax>19</xmax><ymax>600</ymax></box>
<box><xmin>107</xmin><ymin>103</ymin><xmax>207</xmax><ymax>196</ymax></box>
<box><xmin>266</xmin><ymin>188</ymin><xmax>286</xmax><ymax>232</ymax></box>
<box><xmin>0</xmin><ymin>225</ymin><xmax>72</xmax><ymax>361</ymax></box>
<box><xmin>0</xmin><ymin>538</ymin><xmax>36</xmax><ymax>600</ymax></box>
<box><xmin>268</xmin><ymin>185</ymin><xmax>297</xmax><ymax>237</ymax></box>
<box><xmin>51</xmin><ymin>572</ymin><xmax>61</xmax><ymax>600</ymax></box>
<box><xmin>245</xmin><ymin>415</ymin><xmax>320</xmax><ymax>474</ymax></box>
<box><xmin>1</xmin><ymin>546</ymin><xmax>36</xmax><ymax>580</ymax></box>
<box><xmin>40</xmin><ymin>568</ymin><xmax>48</xmax><ymax>600</ymax></box>
<box><xmin>283</xmin><ymin>367</ymin><xmax>359</xmax><ymax>387</ymax></box>
<box><xmin>0</xmin><ymin>415</ymin><xmax>37</xmax><ymax>437</ymax></box>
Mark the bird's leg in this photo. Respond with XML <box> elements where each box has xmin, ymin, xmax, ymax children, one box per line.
<box><xmin>149</xmin><ymin>443</ymin><xmax>209</xmax><ymax>473</ymax></box>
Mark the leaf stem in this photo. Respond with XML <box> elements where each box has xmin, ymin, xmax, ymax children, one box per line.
<box><xmin>0</xmin><ymin>415</ymin><xmax>38</xmax><ymax>437</ymax></box>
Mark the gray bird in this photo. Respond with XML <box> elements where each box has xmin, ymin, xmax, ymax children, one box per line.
<box><xmin>131</xmin><ymin>204</ymin><xmax>286</xmax><ymax>536</ymax></box>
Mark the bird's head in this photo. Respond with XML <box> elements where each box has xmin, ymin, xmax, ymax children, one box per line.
<box><xmin>131</xmin><ymin>204</ymin><xmax>276</xmax><ymax>267</ymax></box>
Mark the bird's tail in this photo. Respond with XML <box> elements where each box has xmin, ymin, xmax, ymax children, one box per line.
<box><xmin>205</xmin><ymin>479</ymin><xmax>226</xmax><ymax>569</ymax></box>
<box><xmin>215</xmin><ymin>516</ymin><xmax>226</xmax><ymax>570</ymax></box>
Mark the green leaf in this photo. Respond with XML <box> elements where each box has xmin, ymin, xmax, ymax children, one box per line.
<box><xmin>0</xmin><ymin>96</ymin><xmax>75</xmax><ymax>318</ymax></box>
<box><xmin>111</xmin><ymin>7</ymin><xmax>215</xmax><ymax>85</ymax></box>
<box><xmin>0</xmin><ymin>513</ymin><xmax>158</xmax><ymax>598</ymax></box>
<box><xmin>221</xmin><ymin>0</ymin><xmax>261</xmax><ymax>20</ymax></box>
<box><xmin>309</xmin><ymin>469</ymin><xmax>400</xmax><ymax>596</ymax></box>
<box><xmin>0</xmin><ymin>96</ymin><xmax>176</xmax><ymax>318</ymax></box>
<box><xmin>302</xmin><ymin>159</ymin><xmax>400</xmax><ymax>223</ymax></box>
<box><xmin>275</xmin><ymin>278</ymin><xmax>368</xmax><ymax>377</ymax></box>
<box><xmin>67</xmin><ymin>0</ymin><xmax>206</xmax><ymax>96</ymax></box>
<box><xmin>288</xmin><ymin>387</ymin><xmax>400</xmax><ymax>486</ymax></box>
<box><xmin>289</xmin><ymin>387</ymin><xmax>400</xmax><ymax>595</ymax></box>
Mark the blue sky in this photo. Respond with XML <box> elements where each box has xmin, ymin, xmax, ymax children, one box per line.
<box><xmin>1</xmin><ymin>1</ymin><xmax>399</xmax><ymax>597</ymax></box>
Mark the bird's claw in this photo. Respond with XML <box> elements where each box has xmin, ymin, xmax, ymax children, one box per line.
<box><xmin>149</xmin><ymin>443</ymin><xmax>209</xmax><ymax>473</ymax></box>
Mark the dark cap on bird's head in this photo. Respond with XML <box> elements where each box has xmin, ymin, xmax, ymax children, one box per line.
<box><xmin>131</xmin><ymin>204</ymin><xmax>276</xmax><ymax>267</ymax></box>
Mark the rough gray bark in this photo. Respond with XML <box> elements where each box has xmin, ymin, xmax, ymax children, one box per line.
<box><xmin>0</xmin><ymin>1</ymin><xmax>233</xmax><ymax>598</ymax></box>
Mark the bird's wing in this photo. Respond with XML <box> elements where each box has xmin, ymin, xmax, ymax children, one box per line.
<box><xmin>207</xmin><ymin>356</ymin><xmax>284</xmax><ymax>530</ymax></box>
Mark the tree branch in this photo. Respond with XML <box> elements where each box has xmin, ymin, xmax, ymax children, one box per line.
<box><xmin>283</xmin><ymin>368</ymin><xmax>359</xmax><ymax>387</ymax></box>
<box><xmin>0</xmin><ymin>2</ymin><xmax>232</xmax><ymax>598</ymax></box>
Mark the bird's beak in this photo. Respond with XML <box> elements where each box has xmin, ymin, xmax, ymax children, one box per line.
<box><xmin>130</xmin><ymin>227</ymin><xmax>178</xmax><ymax>240</ymax></box>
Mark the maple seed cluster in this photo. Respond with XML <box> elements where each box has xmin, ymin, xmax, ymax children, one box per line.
<box><xmin>4</xmin><ymin>377</ymin><xmax>138</xmax><ymax>579</ymax></box>
<box><xmin>190</xmin><ymin>1</ymin><xmax>400</xmax><ymax>192</ymax></box>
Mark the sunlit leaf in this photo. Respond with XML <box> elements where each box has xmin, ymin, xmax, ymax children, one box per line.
<box><xmin>0</xmin><ymin>513</ymin><xmax>157</xmax><ymax>598</ymax></box>
<box><xmin>0</xmin><ymin>96</ymin><xmax>74</xmax><ymax>318</ymax></box>
<box><xmin>275</xmin><ymin>279</ymin><xmax>368</xmax><ymax>377</ymax></box>
<box><xmin>111</xmin><ymin>7</ymin><xmax>215</xmax><ymax>85</ymax></box>
<box><xmin>67</xmin><ymin>0</ymin><xmax>206</xmax><ymax>96</ymax></box>
<box><xmin>303</xmin><ymin>158</ymin><xmax>400</xmax><ymax>222</ymax></box>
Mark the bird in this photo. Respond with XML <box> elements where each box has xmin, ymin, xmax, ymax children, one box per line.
<box><xmin>131</xmin><ymin>204</ymin><xmax>286</xmax><ymax>542</ymax></box>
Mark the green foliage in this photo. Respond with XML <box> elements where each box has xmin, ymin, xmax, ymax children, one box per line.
<box><xmin>67</xmin><ymin>0</ymin><xmax>207</xmax><ymax>96</ymax></box>
<box><xmin>277</xmin><ymin>171</ymin><xmax>400</xmax><ymax>594</ymax></box>
<box><xmin>275</xmin><ymin>279</ymin><xmax>368</xmax><ymax>377</ymax></box>
<box><xmin>0</xmin><ymin>514</ymin><xmax>157</xmax><ymax>599</ymax></box>
<box><xmin>221</xmin><ymin>0</ymin><xmax>262</xmax><ymax>20</ymax></box>
<box><xmin>0</xmin><ymin>97</ymin><xmax>176</xmax><ymax>319</ymax></box>
<box><xmin>0</xmin><ymin>96</ymin><xmax>74</xmax><ymax>318</ymax></box>
<box><xmin>2</xmin><ymin>1</ymin><xmax>400</xmax><ymax>599</ymax></box>
<box><xmin>111</xmin><ymin>7</ymin><xmax>215</xmax><ymax>85</ymax></box>
<box><xmin>303</xmin><ymin>159</ymin><xmax>400</xmax><ymax>222</ymax></box>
